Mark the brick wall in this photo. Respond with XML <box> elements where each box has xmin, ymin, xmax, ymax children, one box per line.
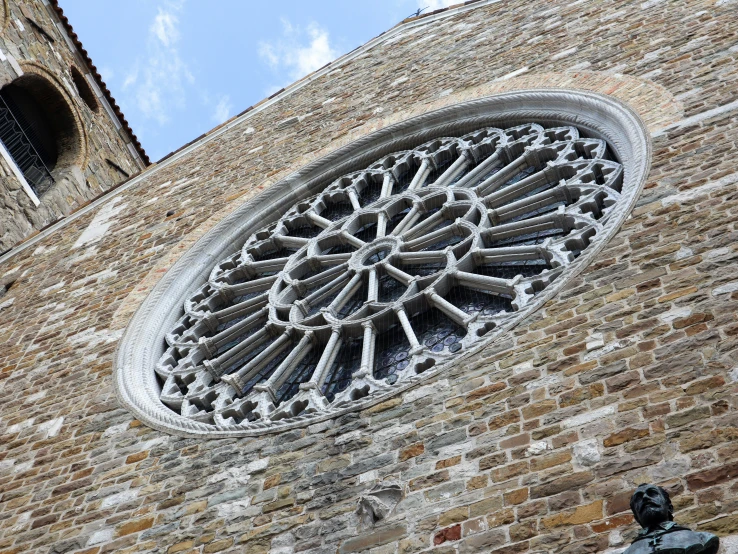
<box><xmin>1</xmin><ymin>1</ymin><xmax>738</xmax><ymax>553</ymax></box>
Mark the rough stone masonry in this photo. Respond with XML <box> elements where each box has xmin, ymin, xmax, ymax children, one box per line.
<box><xmin>2</xmin><ymin>1</ymin><xmax>738</xmax><ymax>553</ymax></box>
<box><xmin>0</xmin><ymin>0</ymin><xmax>146</xmax><ymax>253</ymax></box>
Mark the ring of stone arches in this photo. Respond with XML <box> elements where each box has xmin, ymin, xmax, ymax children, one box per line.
<box><xmin>15</xmin><ymin>60</ymin><xmax>90</xmax><ymax>173</ymax></box>
<box><xmin>114</xmin><ymin>88</ymin><xmax>653</xmax><ymax>437</ymax></box>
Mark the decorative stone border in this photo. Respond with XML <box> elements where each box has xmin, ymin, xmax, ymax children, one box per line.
<box><xmin>114</xmin><ymin>89</ymin><xmax>652</xmax><ymax>437</ymax></box>
<box><xmin>16</xmin><ymin>60</ymin><xmax>89</xmax><ymax>169</ymax></box>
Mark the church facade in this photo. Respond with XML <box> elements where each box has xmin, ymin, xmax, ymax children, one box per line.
<box><xmin>1</xmin><ymin>1</ymin><xmax>738</xmax><ymax>553</ymax></box>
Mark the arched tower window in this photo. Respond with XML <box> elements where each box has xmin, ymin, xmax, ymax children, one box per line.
<box><xmin>70</xmin><ymin>66</ymin><xmax>99</xmax><ymax>113</ymax></box>
<box><xmin>0</xmin><ymin>73</ymin><xmax>80</xmax><ymax>196</ymax></box>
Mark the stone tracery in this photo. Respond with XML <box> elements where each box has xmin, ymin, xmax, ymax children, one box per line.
<box><xmin>156</xmin><ymin>122</ymin><xmax>623</xmax><ymax>431</ymax></box>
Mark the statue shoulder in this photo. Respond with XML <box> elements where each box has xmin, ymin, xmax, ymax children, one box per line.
<box><xmin>623</xmin><ymin>541</ymin><xmax>649</xmax><ymax>554</ymax></box>
<box><xmin>666</xmin><ymin>529</ymin><xmax>719</xmax><ymax>553</ymax></box>
<box><xmin>624</xmin><ymin>529</ymin><xmax>719</xmax><ymax>554</ymax></box>
<box><xmin>696</xmin><ymin>531</ymin><xmax>720</xmax><ymax>554</ymax></box>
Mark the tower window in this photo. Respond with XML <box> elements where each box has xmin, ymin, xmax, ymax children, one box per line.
<box><xmin>71</xmin><ymin>66</ymin><xmax>99</xmax><ymax>113</ymax></box>
<box><xmin>0</xmin><ymin>74</ymin><xmax>80</xmax><ymax>196</ymax></box>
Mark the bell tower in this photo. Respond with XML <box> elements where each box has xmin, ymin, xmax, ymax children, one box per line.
<box><xmin>0</xmin><ymin>0</ymin><xmax>149</xmax><ymax>253</ymax></box>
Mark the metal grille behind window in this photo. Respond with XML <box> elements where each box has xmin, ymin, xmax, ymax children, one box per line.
<box><xmin>0</xmin><ymin>91</ymin><xmax>54</xmax><ymax>195</ymax></box>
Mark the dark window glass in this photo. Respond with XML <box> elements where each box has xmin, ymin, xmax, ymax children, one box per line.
<box><xmin>0</xmin><ymin>83</ymin><xmax>57</xmax><ymax>195</ymax></box>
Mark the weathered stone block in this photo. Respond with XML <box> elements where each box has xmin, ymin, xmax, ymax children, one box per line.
<box><xmin>338</xmin><ymin>524</ymin><xmax>406</xmax><ymax>553</ymax></box>
<box><xmin>531</xmin><ymin>472</ymin><xmax>595</xmax><ymax>499</ymax></box>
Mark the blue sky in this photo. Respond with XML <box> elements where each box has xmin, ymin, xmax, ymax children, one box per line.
<box><xmin>60</xmin><ymin>0</ymin><xmax>457</xmax><ymax>162</ymax></box>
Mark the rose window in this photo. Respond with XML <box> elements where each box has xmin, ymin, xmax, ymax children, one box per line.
<box><xmin>155</xmin><ymin>122</ymin><xmax>624</xmax><ymax>430</ymax></box>
<box><xmin>116</xmin><ymin>92</ymin><xmax>649</xmax><ymax>437</ymax></box>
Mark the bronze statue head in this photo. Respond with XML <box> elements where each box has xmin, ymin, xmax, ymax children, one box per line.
<box><xmin>630</xmin><ymin>484</ymin><xmax>674</xmax><ymax>529</ymax></box>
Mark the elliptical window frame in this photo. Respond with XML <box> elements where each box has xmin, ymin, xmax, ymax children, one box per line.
<box><xmin>114</xmin><ymin>90</ymin><xmax>652</xmax><ymax>438</ymax></box>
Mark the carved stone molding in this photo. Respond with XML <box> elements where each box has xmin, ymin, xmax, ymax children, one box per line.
<box><xmin>114</xmin><ymin>89</ymin><xmax>651</xmax><ymax>437</ymax></box>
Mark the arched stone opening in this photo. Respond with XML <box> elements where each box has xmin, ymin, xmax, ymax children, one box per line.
<box><xmin>0</xmin><ymin>71</ymin><xmax>83</xmax><ymax>195</ymax></box>
<box><xmin>70</xmin><ymin>66</ymin><xmax>99</xmax><ymax>113</ymax></box>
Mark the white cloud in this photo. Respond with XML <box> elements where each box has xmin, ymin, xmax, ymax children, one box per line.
<box><xmin>151</xmin><ymin>7</ymin><xmax>180</xmax><ymax>47</ymax></box>
<box><xmin>212</xmin><ymin>95</ymin><xmax>232</xmax><ymax>124</ymax></box>
<box><xmin>98</xmin><ymin>66</ymin><xmax>115</xmax><ymax>84</ymax></box>
<box><xmin>293</xmin><ymin>25</ymin><xmax>336</xmax><ymax>77</ymax></box>
<box><xmin>123</xmin><ymin>66</ymin><xmax>138</xmax><ymax>89</ymax></box>
<box><xmin>123</xmin><ymin>1</ymin><xmax>193</xmax><ymax>125</ymax></box>
<box><xmin>420</xmin><ymin>0</ymin><xmax>458</xmax><ymax>11</ymax></box>
<box><xmin>259</xmin><ymin>43</ymin><xmax>280</xmax><ymax>68</ymax></box>
<box><xmin>259</xmin><ymin>20</ymin><xmax>338</xmax><ymax>82</ymax></box>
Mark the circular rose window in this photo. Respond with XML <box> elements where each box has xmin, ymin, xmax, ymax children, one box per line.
<box><xmin>116</xmin><ymin>91</ymin><xmax>650</xmax><ymax>437</ymax></box>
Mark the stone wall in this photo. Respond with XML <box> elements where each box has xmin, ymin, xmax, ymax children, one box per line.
<box><xmin>1</xmin><ymin>1</ymin><xmax>738</xmax><ymax>553</ymax></box>
<box><xmin>0</xmin><ymin>0</ymin><xmax>146</xmax><ymax>253</ymax></box>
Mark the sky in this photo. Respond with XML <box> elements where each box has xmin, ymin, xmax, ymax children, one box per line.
<box><xmin>60</xmin><ymin>0</ymin><xmax>459</xmax><ymax>162</ymax></box>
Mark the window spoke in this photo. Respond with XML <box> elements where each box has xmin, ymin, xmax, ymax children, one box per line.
<box><xmin>154</xmin><ymin>119</ymin><xmax>627</xmax><ymax>431</ymax></box>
